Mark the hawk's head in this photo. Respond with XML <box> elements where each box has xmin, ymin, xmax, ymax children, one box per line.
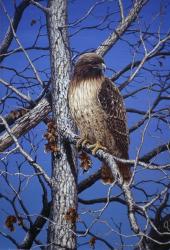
<box><xmin>73</xmin><ymin>53</ymin><xmax>106</xmax><ymax>80</ymax></box>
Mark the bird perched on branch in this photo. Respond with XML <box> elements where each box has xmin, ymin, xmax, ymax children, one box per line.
<box><xmin>68</xmin><ymin>53</ymin><xmax>131</xmax><ymax>183</ymax></box>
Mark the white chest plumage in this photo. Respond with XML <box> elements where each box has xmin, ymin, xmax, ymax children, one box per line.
<box><xmin>69</xmin><ymin>80</ymin><xmax>100</xmax><ymax>119</ymax></box>
<box><xmin>68</xmin><ymin>79</ymin><xmax>111</xmax><ymax>144</ymax></box>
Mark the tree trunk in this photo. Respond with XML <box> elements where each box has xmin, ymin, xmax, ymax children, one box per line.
<box><xmin>46</xmin><ymin>1</ymin><xmax>77</xmax><ymax>249</ymax></box>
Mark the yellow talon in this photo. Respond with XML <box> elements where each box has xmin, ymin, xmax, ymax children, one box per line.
<box><xmin>88</xmin><ymin>141</ymin><xmax>107</xmax><ymax>155</ymax></box>
<box><xmin>76</xmin><ymin>134</ymin><xmax>89</xmax><ymax>149</ymax></box>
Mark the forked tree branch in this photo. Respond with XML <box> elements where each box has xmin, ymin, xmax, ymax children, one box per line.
<box><xmin>0</xmin><ymin>115</ymin><xmax>51</xmax><ymax>186</ymax></box>
<box><xmin>0</xmin><ymin>95</ymin><xmax>51</xmax><ymax>152</ymax></box>
<box><xmin>0</xmin><ymin>0</ymin><xmax>30</xmax><ymax>63</ymax></box>
<box><xmin>30</xmin><ymin>0</ymin><xmax>49</xmax><ymax>13</ymax></box>
<box><xmin>19</xmin><ymin>201</ymin><xmax>51</xmax><ymax>249</ymax></box>
<box><xmin>112</xmin><ymin>51</ymin><xmax>170</xmax><ymax>83</ymax></box>
<box><xmin>0</xmin><ymin>1</ymin><xmax>45</xmax><ymax>87</ymax></box>
<box><xmin>0</xmin><ymin>78</ymin><xmax>32</xmax><ymax>103</ymax></box>
<box><xmin>96</xmin><ymin>0</ymin><xmax>148</xmax><ymax>57</ymax></box>
<box><xmin>140</xmin><ymin>142</ymin><xmax>170</xmax><ymax>163</ymax></box>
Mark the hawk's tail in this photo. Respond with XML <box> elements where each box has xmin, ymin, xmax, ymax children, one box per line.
<box><xmin>101</xmin><ymin>162</ymin><xmax>131</xmax><ymax>184</ymax></box>
<box><xmin>101</xmin><ymin>164</ymin><xmax>114</xmax><ymax>184</ymax></box>
<box><xmin>118</xmin><ymin>161</ymin><xmax>131</xmax><ymax>182</ymax></box>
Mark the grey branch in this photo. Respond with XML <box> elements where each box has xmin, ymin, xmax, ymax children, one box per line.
<box><xmin>0</xmin><ymin>0</ymin><xmax>30</xmax><ymax>63</ymax></box>
<box><xmin>96</xmin><ymin>0</ymin><xmax>148</xmax><ymax>56</ymax></box>
<box><xmin>19</xmin><ymin>201</ymin><xmax>51</xmax><ymax>249</ymax></box>
<box><xmin>112</xmin><ymin>51</ymin><xmax>170</xmax><ymax>83</ymax></box>
<box><xmin>30</xmin><ymin>0</ymin><xmax>49</xmax><ymax>13</ymax></box>
<box><xmin>0</xmin><ymin>1</ymin><xmax>44</xmax><ymax>87</ymax></box>
<box><xmin>0</xmin><ymin>78</ymin><xmax>32</xmax><ymax>103</ymax></box>
<box><xmin>140</xmin><ymin>142</ymin><xmax>170</xmax><ymax>163</ymax></box>
<box><xmin>0</xmin><ymin>95</ymin><xmax>51</xmax><ymax>152</ymax></box>
<box><xmin>0</xmin><ymin>115</ymin><xmax>51</xmax><ymax>186</ymax></box>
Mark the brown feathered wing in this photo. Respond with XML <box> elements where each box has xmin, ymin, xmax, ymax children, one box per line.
<box><xmin>98</xmin><ymin>78</ymin><xmax>131</xmax><ymax>182</ymax></box>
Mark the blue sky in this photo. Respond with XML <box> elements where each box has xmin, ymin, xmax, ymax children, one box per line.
<box><xmin>0</xmin><ymin>0</ymin><xmax>170</xmax><ymax>249</ymax></box>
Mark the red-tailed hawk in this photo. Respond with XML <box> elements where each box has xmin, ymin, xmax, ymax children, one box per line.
<box><xmin>68</xmin><ymin>53</ymin><xmax>131</xmax><ymax>183</ymax></box>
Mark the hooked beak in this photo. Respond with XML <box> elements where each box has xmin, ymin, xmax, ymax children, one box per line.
<box><xmin>101</xmin><ymin>63</ymin><xmax>106</xmax><ymax>71</ymax></box>
<box><xmin>94</xmin><ymin>63</ymin><xmax>106</xmax><ymax>71</ymax></box>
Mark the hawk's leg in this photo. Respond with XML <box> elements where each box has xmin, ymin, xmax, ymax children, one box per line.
<box><xmin>76</xmin><ymin>133</ymin><xmax>89</xmax><ymax>150</ymax></box>
<box><xmin>88</xmin><ymin>141</ymin><xmax>107</xmax><ymax>155</ymax></box>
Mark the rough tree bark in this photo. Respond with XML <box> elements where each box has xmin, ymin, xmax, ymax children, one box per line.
<box><xmin>0</xmin><ymin>96</ymin><xmax>51</xmax><ymax>152</ymax></box>
<box><xmin>47</xmin><ymin>0</ymin><xmax>77</xmax><ymax>249</ymax></box>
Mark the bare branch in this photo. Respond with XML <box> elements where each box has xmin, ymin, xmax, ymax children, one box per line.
<box><xmin>140</xmin><ymin>142</ymin><xmax>170</xmax><ymax>163</ymax></box>
<box><xmin>0</xmin><ymin>78</ymin><xmax>32</xmax><ymax>103</ymax></box>
<box><xmin>78</xmin><ymin>169</ymin><xmax>101</xmax><ymax>193</ymax></box>
<box><xmin>19</xmin><ymin>201</ymin><xmax>51</xmax><ymax>249</ymax></box>
<box><xmin>119</xmin><ymin>33</ymin><xmax>170</xmax><ymax>90</ymax></box>
<box><xmin>0</xmin><ymin>94</ymin><xmax>51</xmax><ymax>152</ymax></box>
<box><xmin>0</xmin><ymin>1</ymin><xmax>45</xmax><ymax>87</ymax></box>
<box><xmin>96</xmin><ymin>0</ymin><xmax>148</xmax><ymax>56</ymax></box>
<box><xmin>0</xmin><ymin>231</ymin><xmax>19</xmax><ymax>247</ymax></box>
<box><xmin>118</xmin><ymin>0</ymin><xmax>125</xmax><ymax>22</ymax></box>
<box><xmin>64</xmin><ymin>0</ymin><xmax>107</xmax><ymax>28</ymax></box>
<box><xmin>0</xmin><ymin>0</ymin><xmax>30</xmax><ymax>63</ymax></box>
<box><xmin>30</xmin><ymin>0</ymin><xmax>49</xmax><ymax>13</ymax></box>
<box><xmin>111</xmin><ymin>51</ymin><xmax>170</xmax><ymax>82</ymax></box>
<box><xmin>0</xmin><ymin>115</ymin><xmax>51</xmax><ymax>186</ymax></box>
